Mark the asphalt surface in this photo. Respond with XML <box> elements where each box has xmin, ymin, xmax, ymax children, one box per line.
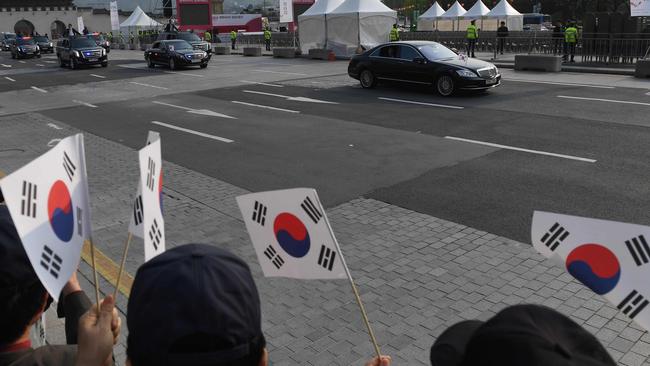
<box><xmin>3</xmin><ymin>49</ymin><xmax>650</xmax><ymax>242</ymax></box>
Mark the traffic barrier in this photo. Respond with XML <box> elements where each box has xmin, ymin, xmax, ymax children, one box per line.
<box><xmin>214</xmin><ymin>46</ymin><xmax>231</xmax><ymax>55</ymax></box>
<box><xmin>243</xmin><ymin>47</ymin><xmax>262</xmax><ymax>56</ymax></box>
<box><xmin>635</xmin><ymin>59</ymin><xmax>650</xmax><ymax>78</ymax></box>
<box><xmin>514</xmin><ymin>55</ymin><xmax>562</xmax><ymax>72</ymax></box>
<box><xmin>309</xmin><ymin>49</ymin><xmax>333</xmax><ymax>60</ymax></box>
<box><xmin>273</xmin><ymin>47</ymin><xmax>297</xmax><ymax>58</ymax></box>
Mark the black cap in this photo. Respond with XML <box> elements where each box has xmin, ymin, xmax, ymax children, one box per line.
<box><xmin>0</xmin><ymin>204</ymin><xmax>41</xmax><ymax>293</ymax></box>
<box><xmin>127</xmin><ymin>244</ymin><xmax>264</xmax><ymax>366</ymax></box>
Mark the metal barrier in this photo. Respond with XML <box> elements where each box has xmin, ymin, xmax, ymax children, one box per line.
<box><xmin>238</xmin><ymin>33</ymin><xmax>299</xmax><ymax>49</ymax></box>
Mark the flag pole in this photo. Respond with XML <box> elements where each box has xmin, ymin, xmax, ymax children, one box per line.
<box><xmin>88</xmin><ymin>236</ymin><xmax>101</xmax><ymax>307</ymax></box>
<box><xmin>313</xmin><ymin>195</ymin><xmax>382</xmax><ymax>359</ymax></box>
<box><xmin>113</xmin><ymin>232</ymin><xmax>133</xmax><ymax>299</ymax></box>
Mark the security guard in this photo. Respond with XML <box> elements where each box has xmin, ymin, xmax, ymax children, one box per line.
<box><xmin>466</xmin><ymin>20</ymin><xmax>478</xmax><ymax>58</ymax></box>
<box><xmin>564</xmin><ymin>22</ymin><xmax>578</xmax><ymax>63</ymax></box>
<box><xmin>204</xmin><ymin>30</ymin><xmax>212</xmax><ymax>44</ymax></box>
<box><xmin>230</xmin><ymin>30</ymin><xmax>237</xmax><ymax>50</ymax></box>
<box><xmin>264</xmin><ymin>28</ymin><xmax>271</xmax><ymax>51</ymax></box>
<box><xmin>390</xmin><ymin>23</ymin><xmax>399</xmax><ymax>42</ymax></box>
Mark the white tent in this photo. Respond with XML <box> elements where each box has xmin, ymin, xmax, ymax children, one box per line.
<box><xmin>485</xmin><ymin>0</ymin><xmax>523</xmax><ymax>31</ymax></box>
<box><xmin>120</xmin><ymin>6</ymin><xmax>161</xmax><ymax>30</ymax></box>
<box><xmin>417</xmin><ymin>2</ymin><xmax>445</xmax><ymax>31</ymax></box>
<box><xmin>298</xmin><ymin>0</ymin><xmax>345</xmax><ymax>54</ymax></box>
<box><xmin>463</xmin><ymin>0</ymin><xmax>490</xmax><ymax>30</ymax></box>
<box><xmin>326</xmin><ymin>0</ymin><xmax>397</xmax><ymax>56</ymax></box>
<box><xmin>440</xmin><ymin>1</ymin><xmax>467</xmax><ymax>31</ymax></box>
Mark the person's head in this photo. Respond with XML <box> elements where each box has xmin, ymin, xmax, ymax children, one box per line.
<box><xmin>500</xmin><ymin>21</ymin><xmax>505</xmax><ymax>26</ymax></box>
<box><xmin>68</xmin><ymin>23</ymin><xmax>72</xmax><ymax>28</ymax></box>
<box><xmin>168</xmin><ymin>19</ymin><xmax>173</xmax><ymax>24</ymax></box>
<box><xmin>0</xmin><ymin>204</ymin><xmax>50</xmax><ymax>346</ymax></box>
<box><xmin>393</xmin><ymin>23</ymin><xmax>397</xmax><ymax>28</ymax></box>
<box><xmin>126</xmin><ymin>244</ymin><xmax>267</xmax><ymax>366</ymax></box>
<box><xmin>471</xmin><ymin>20</ymin><xmax>476</xmax><ymax>25</ymax></box>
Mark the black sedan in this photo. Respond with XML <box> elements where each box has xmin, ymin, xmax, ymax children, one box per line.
<box><xmin>34</xmin><ymin>35</ymin><xmax>54</xmax><ymax>53</ymax></box>
<box><xmin>348</xmin><ymin>41</ymin><xmax>500</xmax><ymax>96</ymax></box>
<box><xmin>10</xmin><ymin>37</ymin><xmax>41</xmax><ymax>59</ymax></box>
<box><xmin>145</xmin><ymin>40</ymin><xmax>209</xmax><ymax>70</ymax></box>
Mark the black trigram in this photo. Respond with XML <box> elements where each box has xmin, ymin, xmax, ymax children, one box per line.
<box><xmin>20</xmin><ymin>181</ymin><xmax>37</xmax><ymax>218</ymax></box>
<box><xmin>146</xmin><ymin>158</ymin><xmax>156</xmax><ymax>191</ymax></box>
<box><xmin>625</xmin><ymin>235</ymin><xmax>650</xmax><ymax>266</ymax></box>
<box><xmin>133</xmin><ymin>195</ymin><xmax>144</xmax><ymax>226</ymax></box>
<box><xmin>540</xmin><ymin>223</ymin><xmax>569</xmax><ymax>251</ymax></box>
<box><xmin>76</xmin><ymin>207</ymin><xmax>82</xmax><ymax>236</ymax></box>
<box><xmin>63</xmin><ymin>151</ymin><xmax>76</xmax><ymax>181</ymax></box>
<box><xmin>618</xmin><ymin>290</ymin><xmax>649</xmax><ymax>320</ymax></box>
<box><xmin>148</xmin><ymin>219</ymin><xmax>162</xmax><ymax>250</ymax></box>
<box><xmin>264</xmin><ymin>245</ymin><xmax>284</xmax><ymax>269</ymax></box>
<box><xmin>301</xmin><ymin>196</ymin><xmax>322</xmax><ymax>224</ymax></box>
<box><xmin>252</xmin><ymin>201</ymin><xmax>267</xmax><ymax>226</ymax></box>
<box><xmin>318</xmin><ymin>245</ymin><xmax>336</xmax><ymax>271</ymax></box>
<box><xmin>40</xmin><ymin>245</ymin><xmax>62</xmax><ymax>279</ymax></box>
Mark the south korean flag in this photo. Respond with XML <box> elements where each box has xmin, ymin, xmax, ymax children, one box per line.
<box><xmin>139</xmin><ymin>138</ymin><xmax>165</xmax><ymax>262</ymax></box>
<box><xmin>0</xmin><ymin>134</ymin><xmax>92</xmax><ymax>301</ymax></box>
<box><xmin>128</xmin><ymin>131</ymin><xmax>160</xmax><ymax>238</ymax></box>
<box><xmin>237</xmin><ymin>188</ymin><xmax>346</xmax><ymax>280</ymax></box>
<box><xmin>532</xmin><ymin>211</ymin><xmax>650</xmax><ymax>331</ymax></box>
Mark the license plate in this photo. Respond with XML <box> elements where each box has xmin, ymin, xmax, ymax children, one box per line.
<box><xmin>486</xmin><ymin>78</ymin><xmax>497</xmax><ymax>85</ymax></box>
<box><xmin>192</xmin><ymin>59</ymin><xmax>201</xmax><ymax>63</ymax></box>
<box><xmin>87</xmin><ymin>58</ymin><xmax>97</xmax><ymax>62</ymax></box>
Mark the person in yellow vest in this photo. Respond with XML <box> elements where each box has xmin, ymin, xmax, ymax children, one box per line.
<box><xmin>466</xmin><ymin>20</ymin><xmax>478</xmax><ymax>58</ymax></box>
<box><xmin>204</xmin><ymin>30</ymin><xmax>212</xmax><ymax>44</ymax></box>
<box><xmin>230</xmin><ymin>30</ymin><xmax>237</xmax><ymax>50</ymax></box>
<box><xmin>390</xmin><ymin>24</ymin><xmax>399</xmax><ymax>42</ymax></box>
<box><xmin>564</xmin><ymin>22</ymin><xmax>578</xmax><ymax>63</ymax></box>
<box><xmin>264</xmin><ymin>28</ymin><xmax>271</xmax><ymax>51</ymax></box>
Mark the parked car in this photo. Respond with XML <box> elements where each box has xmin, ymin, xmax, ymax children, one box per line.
<box><xmin>1</xmin><ymin>32</ymin><xmax>16</xmax><ymax>51</ymax></box>
<box><xmin>157</xmin><ymin>31</ymin><xmax>211</xmax><ymax>56</ymax></box>
<box><xmin>33</xmin><ymin>35</ymin><xmax>54</xmax><ymax>53</ymax></box>
<box><xmin>57</xmin><ymin>36</ymin><xmax>107</xmax><ymax>69</ymax></box>
<box><xmin>86</xmin><ymin>33</ymin><xmax>110</xmax><ymax>53</ymax></box>
<box><xmin>348</xmin><ymin>41</ymin><xmax>501</xmax><ymax>96</ymax></box>
<box><xmin>145</xmin><ymin>40</ymin><xmax>209</xmax><ymax>70</ymax></box>
<box><xmin>10</xmin><ymin>37</ymin><xmax>41</xmax><ymax>59</ymax></box>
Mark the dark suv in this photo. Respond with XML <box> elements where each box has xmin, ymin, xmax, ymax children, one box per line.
<box><xmin>10</xmin><ymin>37</ymin><xmax>41</xmax><ymax>59</ymax></box>
<box><xmin>1</xmin><ymin>32</ymin><xmax>16</xmax><ymax>51</ymax></box>
<box><xmin>57</xmin><ymin>36</ymin><xmax>107</xmax><ymax>69</ymax></box>
<box><xmin>87</xmin><ymin>33</ymin><xmax>110</xmax><ymax>53</ymax></box>
<box><xmin>157</xmin><ymin>31</ymin><xmax>211</xmax><ymax>57</ymax></box>
<box><xmin>34</xmin><ymin>35</ymin><xmax>54</xmax><ymax>53</ymax></box>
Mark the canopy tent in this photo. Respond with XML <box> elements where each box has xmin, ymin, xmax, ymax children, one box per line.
<box><xmin>485</xmin><ymin>0</ymin><xmax>523</xmax><ymax>31</ymax></box>
<box><xmin>417</xmin><ymin>2</ymin><xmax>445</xmax><ymax>31</ymax></box>
<box><xmin>297</xmin><ymin>0</ymin><xmax>345</xmax><ymax>54</ymax></box>
<box><xmin>463</xmin><ymin>0</ymin><xmax>490</xmax><ymax>30</ymax></box>
<box><xmin>440</xmin><ymin>1</ymin><xmax>466</xmax><ymax>31</ymax></box>
<box><xmin>326</xmin><ymin>0</ymin><xmax>397</xmax><ymax>57</ymax></box>
<box><xmin>120</xmin><ymin>6</ymin><xmax>161</xmax><ymax>30</ymax></box>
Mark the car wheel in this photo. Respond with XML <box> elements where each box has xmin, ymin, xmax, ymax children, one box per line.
<box><xmin>147</xmin><ymin>57</ymin><xmax>155</xmax><ymax>68</ymax></box>
<box><xmin>101</xmin><ymin>62</ymin><xmax>108</xmax><ymax>68</ymax></box>
<box><xmin>436</xmin><ymin>74</ymin><xmax>456</xmax><ymax>97</ymax></box>
<box><xmin>169</xmin><ymin>58</ymin><xmax>176</xmax><ymax>70</ymax></box>
<box><xmin>70</xmin><ymin>58</ymin><xmax>77</xmax><ymax>70</ymax></box>
<box><xmin>359</xmin><ymin>69</ymin><xmax>377</xmax><ymax>89</ymax></box>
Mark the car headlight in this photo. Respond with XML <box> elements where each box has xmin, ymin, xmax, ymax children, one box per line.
<box><xmin>18</xmin><ymin>46</ymin><xmax>24</xmax><ymax>52</ymax></box>
<box><xmin>494</xmin><ymin>66</ymin><xmax>499</xmax><ymax>75</ymax></box>
<box><xmin>36</xmin><ymin>45</ymin><xmax>40</xmax><ymax>50</ymax></box>
<box><xmin>101</xmin><ymin>48</ymin><xmax>106</xmax><ymax>56</ymax></box>
<box><xmin>73</xmin><ymin>50</ymin><xmax>80</xmax><ymax>57</ymax></box>
<box><xmin>456</xmin><ymin>69</ymin><xmax>476</xmax><ymax>78</ymax></box>
<box><xmin>49</xmin><ymin>42</ymin><xmax>53</xmax><ymax>47</ymax></box>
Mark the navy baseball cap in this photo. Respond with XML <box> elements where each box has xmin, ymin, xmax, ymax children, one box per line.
<box><xmin>127</xmin><ymin>244</ymin><xmax>265</xmax><ymax>366</ymax></box>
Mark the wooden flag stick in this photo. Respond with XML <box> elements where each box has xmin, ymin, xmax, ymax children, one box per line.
<box><xmin>314</xmin><ymin>195</ymin><xmax>382</xmax><ymax>359</ymax></box>
<box><xmin>113</xmin><ymin>232</ymin><xmax>133</xmax><ymax>300</ymax></box>
<box><xmin>88</xmin><ymin>237</ymin><xmax>101</xmax><ymax>307</ymax></box>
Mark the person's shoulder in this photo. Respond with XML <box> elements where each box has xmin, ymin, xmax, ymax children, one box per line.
<box><xmin>2</xmin><ymin>345</ymin><xmax>77</xmax><ymax>366</ymax></box>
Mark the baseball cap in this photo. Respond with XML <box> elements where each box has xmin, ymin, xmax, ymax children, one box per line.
<box><xmin>127</xmin><ymin>244</ymin><xmax>265</xmax><ymax>366</ymax></box>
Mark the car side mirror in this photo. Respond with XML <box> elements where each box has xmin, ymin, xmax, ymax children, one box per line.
<box><xmin>413</xmin><ymin>57</ymin><xmax>426</xmax><ymax>64</ymax></box>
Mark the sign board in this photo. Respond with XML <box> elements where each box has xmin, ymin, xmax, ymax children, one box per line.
<box><xmin>110</xmin><ymin>1</ymin><xmax>120</xmax><ymax>31</ymax></box>
<box><xmin>631</xmin><ymin>0</ymin><xmax>650</xmax><ymax>16</ymax></box>
<box><xmin>279</xmin><ymin>0</ymin><xmax>294</xmax><ymax>23</ymax></box>
<box><xmin>77</xmin><ymin>16</ymin><xmax>85</xmax><ymax>33</ymax></box>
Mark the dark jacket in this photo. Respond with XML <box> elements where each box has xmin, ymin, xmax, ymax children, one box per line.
<box><xmin>497</xmin><ymin>26</ymin><xmax>509</xmax><ymax>38</ymax></box>
<box><xmin>64</xmin><ymin>28</ymin><xmax>81</xmax><ymax>37</ymax></box>
<box><xmin>164</xmin><ymin>23</ymin><xmax>179</xmax><ymax>32</ymax></box>
<box><xmin>553</xmin><ymin>26</ymin><xmax>563</xmax><ymax>38</ymax></box>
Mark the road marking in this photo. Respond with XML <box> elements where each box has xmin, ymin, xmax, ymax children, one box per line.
<box><xmin>152</xmin><ymin>101</ymin><xmax>235</xmax><ymax>119</ymax></box>
<box><xmin>47</xmin><ymin>122</ymin><xmax>62</xmax><ymax>130</ymax></box>
<box><xmin>36</xmin><ymin>64</ymin><xmax>45</xmax><ymax>67</ymax></box>
<box><xmin>18</xmin><ymin>60</ymin><xmax>26</xmax><ymax>64</ymax></box>
<box><xmin>444</xmin><ymin>136</ymin><xmax>597</xmax><ymax>163</ymax></box>
<box><xmin>379</xmin><ymin>97</ymin><xmax>464</xmax><ymax>110</ymax></box>
<box><xmin>252</xmin><ymin>69</ymin><xmax>308</xmax><ymax>76</ymax></box>
<box><xmin>4</xmin><ymin>77</ymin><xmax>15</xmax><ymax>82</ymax></box>
<box><xmin>164</xmin><ymin>71</ymin><xmax>204</xmax><ymax>78</ymax></box>
<box><xmin>90</xmin><ymin>73</ymin><xmax>106</xmax><ymax>79</ymax></box>
<box><xmin>129</xmin><ymin>81</ymin><xmax>168</xmax><ymax>90</ymax></box>
<box><xmin>31</xmin><ymin>86</ymin><xmax>47</xmax><ymax>93</ymax></box>
<box><xmin>72</xmin><ymin>100</ymin><xmax>98</xmax><ymax>108</ymax></box>
<box><xmin>557</xmin><ymin>95</ymin><xmax>650</xmax><ymax>107</ymax></box>
<box><xmin>243</xmin><ymin>90</ymin><xmax>338</xmax><ymax>104</ymax></box>
<box><xmin>47</xmin><ymin>138</ymin><xmax>62</xmax><ymax>147</ymax></box>
<box><xmin>1</xmin><ymin>64</ymin><xmax>11</xmax><ymax>68</ymax></box>
<box><xmin>44</xmin><ymin>60</ymin><xmax>56</xmax><ymax>63</ymax></box>
<box><xmin>151</xmin><ymin>121</ymin><xmax>234</xmax><ymax>143</ymax></box>
<box><xmin>82</xmin><ymin>241</ymin><xmax>133</xmax><ymax>298</ymax></box>
<box><xmin>232</xmin><ymin>100</ymin><xmax>300</xmax><ymax>113</ymax></box>
<box><xmin>240</xmin><ymin>80</ymin><xmax>283</xmax><ymax>87</ymax></box>
<box><xmin>505</xmin><ymin>79</ymin><xmax>615</xmax><ymax>89</ymax></box>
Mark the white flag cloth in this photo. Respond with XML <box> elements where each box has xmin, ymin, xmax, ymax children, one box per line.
<box><xmin>139</xmin><ymin>139</ymin><xmax>165</xmax><ymax>262</ymax></box>
<box><xmin>237</xmin><ymin>188</ymin><xmax>346</xmax><ymax>279</ymax></box>
<box><xmin>128</xmin><ymin>131</ymin><xmax>160</xmax><ymax>239</ymax></box>
<box><xmin>532</xmin><ymin>211</ymin><xmax>650</xmax><ymax>331</ymax></box>
<box><xmin>0</xmin><ymin>134</ymin><xmax>92</xmax><ymax>301</ymax></box>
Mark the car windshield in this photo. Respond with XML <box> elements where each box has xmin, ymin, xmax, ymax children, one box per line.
<box><xmin>16</xmin><ymin>38</ymin><xmax>36</xmax><ymax>45</ymax></box>
<box><xmin>88</xmin><ymin>34</ymin><xmax>104</xmax><ymax>41</ymax></box>
<box><xmin>166</xmin><ymin>40</ymin><xmax>193</xmax><ymax>50</ymax></box>
<box><xmin>176</xmin><ymin>32</ymin><xmax>201</xmax><ymax>42</ymax></box>
<box><xmin>4</xmin><ymin>34</ymin><xmax>16</xmax><ymax>40</ymax></box>
<box><xmin>70</xmin><ymin>37</ymin><xmax>99</xmax><ymax>48</ymax></box>
<box><xmin>417</xmin><ymin>43</ymin><xmax>458</xmax><ymax>61</ymax></box>
<box><xmin>34</xmin><ymin>36</ymin><xmax>49</xmax><ymax>42</ymax></box>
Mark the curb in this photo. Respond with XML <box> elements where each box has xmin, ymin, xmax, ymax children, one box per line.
<box><xmin>491</xmin><ymin>62</ymin><xmax>635</xmax><ymax>76</ymax></box>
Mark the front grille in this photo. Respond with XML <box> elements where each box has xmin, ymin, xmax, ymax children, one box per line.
<box><xmin>83</xmin><ymin>50</ymin><xmax>101</xmax><ymax>58</ymax></box>
<box><xmin>478</xmin><ymin>67</ymin><xmax>497</xmax><ymax>79</ymax></box>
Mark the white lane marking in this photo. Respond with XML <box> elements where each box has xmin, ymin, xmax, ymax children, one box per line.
<box><xmin>240</xmin><ymin>80</ymin><xmax>283</xmax><ymax>87</ymax></box>
<box><xmin>252</xmin><ymin>69</ymin><xmax>308</xmax><ymax>76</ymax></box>
<box><xmin>31</xmin><ymin>86</ymin><xmax>47</xmax><ymax>93</ymax></box>
<box><xmin>47</xmin><ymin>123</ymin><xmax>62</xmax><ymax>130</ymax></box>
<box><xmin>72</xmin><ymin>100</ymin><xmax>98</xmax><ymax>108</ymax></box>
<box><xmin>152</xmin><ymin>101</ymin><xmax>235</xmax><ymax>119</ymax></box>
<box><xmin>90</xmin><ymin>73</ymin><xmax>106</xmax><ymax>79</ymax></box>
<box><xmin>1</xmin><ymin>64</ymin><xmax>11</xmax><ymax>68</ymax></box>
<box><xmin>505</xmin><ymin>79</ymin><xmax>615</xmax><ymax>89</ymax></box>
<box><xmin>117</xmin><ymin>64</ymin><xmax>147</xmax><ymax>69</ymax></box>
<box><xmin>243</xmin><ymin>90</ymin><xmax>338</xmax><ymax>104</ymax></box>
<box><xmin>557</xmin><ymin>95</ymin><xmax>650</xmax><ymax>107</ymax></box>
<box><xmin>44</xmin><ymin>60</ymin><xmax>56</xmax><ymax>63</ymax></box>
<box><xmin>164</xmin><ymin>71</ymin><xmax>204</xmax><ymax>78</ymax></box>
<box><xmin>36</xmin><ymin>64</ymin><xmax>45</xmax><ymax>67</ymax></box>
<box><xmin>18</xmin><ymin>61</ymin><xmax>26</xmax><ymax>64</ymax></box>
<box><xmin>4</xmin><ymin>77</ymin><xmax>15</xmax><ymax>82</ymax></box>
<box><xmin>129</xmin><ymin>81</ymin><xmax>168</xmax><ymax>90</ymax></box>
<box><xmin>151</xmin><ymin>121</ymin><xmax>234</xmax><ymax>143</ymax></box>
<box><xmin>445</xmin><ymin>136</ymin><xmax>596</xmax><ymax>163</ymax></box>
<box><xmin>232</xmin><ymin>101</ymin><xmax>300</xmax><ymax>113</ymax></box>
<box><xmin>378</xmin><ymin>97</ymin><xmax>464</xmax><ymax>110</ymax></box>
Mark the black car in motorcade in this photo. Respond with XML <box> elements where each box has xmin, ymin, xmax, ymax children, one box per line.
<box><xmin>145</xmin><ymin>40</ymin><xmax>210</xmax><ymax>70</ymax></box>
<box><xmin>1</xmin><ymin>32</ymin><xmax>16</xmax><ymax>51</ymax></box>
<box><xmin>56</xmin><ymin>36</ymin><xmax>108</xmax><ymax>69</ymax></box>
<box><xmin>10</xmin><ymin>37</ymin><xmax>41</xmax><ymax>59</ymax></box>
<box><xmin>157</xmin><ymin>31</ymin><xmax>211</xmax><ymax>56</ymax></box>
<box><xmin>33</xmin><ymin>35</ymin><xmax>54</xmax><ymax>53</ymax></box>
<box><xmin>348</xmin><ymin>41</ymin><xmax>500</xmax><ymax>96</ymax></box>
<box><xmin>87</xmin><ymin>33</ymin><xmax>110</xmax><ymax>53</ymax></box>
